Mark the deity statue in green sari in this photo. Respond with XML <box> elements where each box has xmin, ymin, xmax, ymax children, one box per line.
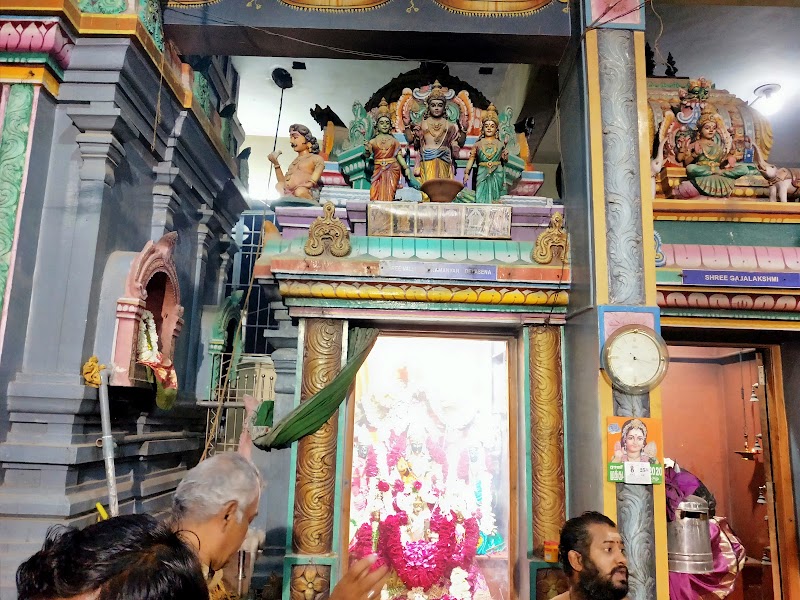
<box><xmin>462</xmin><ymin>104</ymin><xmax>509</xmax><ymax>204</ymax></box>
<box><xmin>677</xmin><ymin>108</ymin><xmax>750</xmax><ymax>197</ymax></box>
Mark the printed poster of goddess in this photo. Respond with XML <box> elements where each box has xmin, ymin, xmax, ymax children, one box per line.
<box><xmin>348</xmin><ymin>335</ymin><xmax>511</xmax><ymax>600</ymax></box>
<box><xmin>607</xmin><ymin>416</ymin><xmax>664</xmax><ymax>485</ymax></box>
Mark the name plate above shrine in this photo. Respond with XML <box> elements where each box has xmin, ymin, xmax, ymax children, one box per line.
<box><xmin>368</xmin><ymin>203</ymin><xmax>512</xmax><ymax>240</ymax></box>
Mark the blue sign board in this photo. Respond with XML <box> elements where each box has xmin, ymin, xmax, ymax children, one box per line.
<box><xmin>379</xmin><ymin>261</ymin><xmax>498</xmax><ymax>281</ymax></box>
<box><xmin>682</xmin><ymin>270</ymin><xmax>800</xmax><ymax>288</ymax></box>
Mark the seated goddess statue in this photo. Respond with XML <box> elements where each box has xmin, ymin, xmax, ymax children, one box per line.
<box><xmin>676</xmin><ymin>108</ymin><xmax>750</xmax><ymax>197</ymax></box>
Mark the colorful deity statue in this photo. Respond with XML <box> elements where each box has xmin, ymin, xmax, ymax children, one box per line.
<box><xmin>462</xmin><ymin>104</ymin><xmax>509</xmax><ymax>203</ymax></box>
<box><xmin>365</xmin><ymin>98</ymin><xmax>409</xmax><ymax>201</ymax></box>
<box><xmin>676</xmin><ymin>107</ymin><xmax>750</xmax><ymax>197</ymax></box>
<box><xmin>267</xmin><ymin>123</ymin><xmax>325</xmax><ymax>201</ymax></box>
<box><xmin>403</xmin><ymin>81</ymin><xmax>465</xmax><ymax>200</ymax></box>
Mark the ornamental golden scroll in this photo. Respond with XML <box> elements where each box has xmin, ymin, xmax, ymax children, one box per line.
<box><xmin>292</xmin><ymin>319</ymin><xmax>343</xmax><ymax>554</ymax></box>
<box><xmin>529</xmin><ymin>326</ymin><xmax>566</xmax><ymax>556</ymax></box>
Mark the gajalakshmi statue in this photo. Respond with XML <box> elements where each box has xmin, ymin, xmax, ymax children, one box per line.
<box><xmin>267</xmin><ymin>123</ymin><xmax>325</xmax><ymax>201</ymax></box>
<box><xmin>365</xmin><ymin>98</ymin><xmax>409</xmax><ymax>201</ymax></box>
<box><xmin>676</xmin><ymin>107</ymin><xmax>750</xmax><ymax>198</ymax></box>
<box><xmin>462</xmin><ymin>104</ymin><xmax>508</xmax><ymax>204</ymax></box>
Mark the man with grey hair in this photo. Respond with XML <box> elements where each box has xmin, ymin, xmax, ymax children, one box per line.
<box><xmin>172</xmin><ymin>452</ymin><xmax>389</xmax><ymax>600</ymax></box>
<box><xmin>171</xmin><ymin>452</ymin><xmax>262</xmax><ymax>580</ymax></box>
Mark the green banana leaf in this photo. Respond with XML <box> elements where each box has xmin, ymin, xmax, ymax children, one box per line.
<box><xmin>252</xmin><ymin>328</ymin><xmax>379</xmax><ymax>450</ymax></box>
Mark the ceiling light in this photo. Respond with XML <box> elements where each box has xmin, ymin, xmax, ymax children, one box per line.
<box><xmin>751</xmin><ymin>83</ymin><xmax>782</xmax><ymax>116</ymax></box>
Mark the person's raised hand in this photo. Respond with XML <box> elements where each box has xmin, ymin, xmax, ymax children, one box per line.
<box><xmin>330</xmin><ymin>555</ymin><xmax>390</xmax><ymax>600</ymax></box>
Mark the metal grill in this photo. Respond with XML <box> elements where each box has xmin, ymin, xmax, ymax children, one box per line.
<box><xmin>201</xmin><ymin>352</ymin><xmax>277</xmax><ymax>455</ymax></box>
<box><xmin>226</xmin><ymin>210</ymin><xmax>280</xmax><ymax>355</ymax></box>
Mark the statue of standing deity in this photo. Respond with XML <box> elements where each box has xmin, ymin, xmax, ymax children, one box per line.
<box><xmin>267</xmin><ymin>124</ymin><xmax>325</xmax><ymax>201</ymax></box>
<box><xmin>404</xmin><ymin>81</ymin><xmax>465</xmax><ymax>200</ymax></box>
<box><xmin>462</xmin><ymin>104</ymin><xmax>509</xmax><ymax>203</ymax></box>
<box><xmin>365</xmin><ymin>98</ymin><xmax>409</xmax><ymax>201</ymax></box>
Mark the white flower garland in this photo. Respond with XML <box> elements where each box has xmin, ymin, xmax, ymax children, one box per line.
<box><xmin>137</xmin><ymin>309</ymin><xmax>161</xmax><ymax>363</ymax></box>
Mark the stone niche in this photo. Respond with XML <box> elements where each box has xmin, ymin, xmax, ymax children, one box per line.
<box><xmin>110</xmin><ymin>232</ymin><xmax>184</xmax><ymax>387</ymax></box>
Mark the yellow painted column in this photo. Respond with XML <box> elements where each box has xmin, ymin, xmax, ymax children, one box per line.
<box><xmin>583</xmin><ymin>27</ymin><xmax>669</xmax><ymax>600</ymax></box>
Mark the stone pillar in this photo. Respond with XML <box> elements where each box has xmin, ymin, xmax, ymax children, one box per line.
<box><xmin>182</xmin><ymin>207</ymin><xmax>214</xmax><ymax>394</ymax></box>
<box><xmin>290</xmin><ymin>318</ymin><xmax>344</xmax><ymax>600</ymax></box>
<box><xmin>529</xmin><ymin>325</ymin><xmax>566</xmax><ymax>556</ymax></box>
<box><xmin>590</xmin><ymin>27</ymin><xmax>662</xmax><ymax>600</ymax></box>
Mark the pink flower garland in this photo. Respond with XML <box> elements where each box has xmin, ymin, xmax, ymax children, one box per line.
<box><xmin>347</xmin><ymin>509</ymin><xmax>480</xmax><ymax>593</ymax></box>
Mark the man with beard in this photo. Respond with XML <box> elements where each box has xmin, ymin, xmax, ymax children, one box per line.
<box><xmin>554</xmin><ymin>511</ymin><xmax>629</xmax><ymax>600</ymax></box>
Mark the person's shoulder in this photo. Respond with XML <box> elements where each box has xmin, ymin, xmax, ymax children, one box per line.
<box><xmin>551</xmin><ymin>592</ymin><xmax>570</xmax><ymax>600</ymax></box>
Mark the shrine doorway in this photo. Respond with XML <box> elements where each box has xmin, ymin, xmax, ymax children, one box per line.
<box><xmin>343</xmin><ymin>334</ymin><xmax>519</xmax><ymax>600</ymax></box>
<box><xmin>659</xmin><ymin>344</ymin><xmax>799</xmax><ymax>600</ymax></box>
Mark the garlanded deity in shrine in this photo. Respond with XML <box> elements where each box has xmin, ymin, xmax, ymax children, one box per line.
<box><xmin>267</xmin><ymin>123</ymin><xmax>325</xmax><ymax>200</ymax></box>
<box><xmin>676</xmin><ymin>107</ymin><xmax>750</xmax><ymax>197</ymax></box>
<box><xmin>403</xmin><ymin>81</ymin><xmax>465</xmax><ymax>200</ymax></box>
<box><xmin>462</xmin><ymin>104</ymin><xmax>509</xmax><ymax>204</ymax></box>
<box><xmin>365</xmin><ymin>98</ymin><xmax>409</xmax><ymax>201</ymax></box>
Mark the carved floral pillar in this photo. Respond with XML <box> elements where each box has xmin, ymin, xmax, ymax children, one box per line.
<box><xmin>529</xmin><ymin>325</ymin><xmax>566</xmax><ymax>556</ymax></box>
<box><xmin>290</xmin><ymin>318</ymin><xmax>344</xmax><ymax>600</ymax></box>
<box><xmin>591</xmin><ymin>27</ymin><xmax>659</xmax><ymax>600</ymax></box>
<box><xmin>0</xmin><ymin>83</ymin><xmax>37</xmax><ymax>358</ymax></box>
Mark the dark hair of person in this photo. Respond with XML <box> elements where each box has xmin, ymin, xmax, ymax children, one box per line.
<box><xmin>288</xmin><ymin>123</ymin><xmax>320</xmax><ymax>154</ymax></box>
<box><xmin>558</xmin><ymin>511</ymin><xmax>617</xmax><ymax>576</ymax></box>
<box><xmin>17</xmin><ymin>513</ymin><xmax>209</xmax><ymax>600</ymax></box>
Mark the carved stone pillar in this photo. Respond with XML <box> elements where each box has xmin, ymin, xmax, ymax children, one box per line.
<box><xmin>529</xmin><ymin>325</ymin><xmax>566</xmax><ymax>556</ymax></box>
<box><xmin>182</xmin><ymin>208</ymin><xmax>214</xmax><ymax>393</ymax></box>
<box><xmin>290</xmin><ymin>318</ymin><xmax>343</xmax><ymax>600</ymax></box>
<box><xmin>596</xmin><ymin>28</ymin><xmax>656</xmax><ymax>600</ymax></box>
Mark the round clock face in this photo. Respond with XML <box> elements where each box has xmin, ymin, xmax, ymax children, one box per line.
<box><xmin>602</xmin><ymin>325</ymin><xmax>669</xmax><ymax>394</ymax></box>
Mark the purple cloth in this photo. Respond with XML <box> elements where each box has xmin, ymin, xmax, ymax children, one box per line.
<box><xmin>666</xmin><ymin>467</ymin><xmax>746</xmax><ymax>599</ymax></box>
<box><xmin>669</xmin><ymin>518</ymin><xmax>746</xmax><ymax>600</ymax></box>
<box><xmin>665</xmin><ymin>467</ymin><xmax>702</xmax><ymax>521</ymax></box>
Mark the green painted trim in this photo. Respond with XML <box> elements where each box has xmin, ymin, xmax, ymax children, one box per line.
<box><xmin>284</xmin><ymin>298</ymin><xmax>567</xmax><ymax>313</ymax></box>
<box><xmin>282</xmin><ymin>554</ymin><xmax>340</xmax><ymax>566</ymax></box>
<box><xmin>656</xmin><ymin>220</ymin><xmax>800</xmax><ymax>248</ymax></box>
<box><xmin>261</xmin><ymin>236</ymin><xmax>541</xmax><ymax>265</ymax></box>
<box><xmin>0</xmin><ymin>83</ymin><xmax>34</xmax><ymax>318</ymax></box>
<box><xmin>522</xmin><ymin>327</ymin><xmax>533</xmax><ymax>557</ymax></box>
<box><xmin>0</xmin><ymin>54</ymin><xmax>64</xmax><ymax>79</ymax></box>
<box><xmin>330</xmin><ymin>322</ymin><xmax>350</xmax><ymax>586</ymax></box>
<box><xmin>661</xmin><ymin>308</ymin><xmax>800</xmax><ymax>321</ymax></box>
<box><xmin>283</xmin><ymin>320</ymin><xmax>306</xmax><ymax>556</ymax></box>
<box><xmin>655</xmin><ymin>269</ymin><xmax>683</xmax><ymax>284</ymax></box>
<box><xmin>138</xmin><ymin>0</ymin><xmax>165</xmax><ymax>51</ymax></box>
<box><xmin>78</xmin><ymin>0</ymin><xmax>126</xmax><ymax>13</ymax></box>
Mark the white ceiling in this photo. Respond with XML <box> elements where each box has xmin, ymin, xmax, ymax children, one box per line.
<box><xmin>233</xmin><ymin>57</ymin><xmax>533</xmax><ymax>201</ymax></box>
<box><xmin>233</xmin><ymin>57</ymin><xmax>519</xmax><ymax>139</ymax></box>
<box><xmin>233</xmin><ymin>4</ymin><xmax>800</xmax><ymax>203</ymax></box>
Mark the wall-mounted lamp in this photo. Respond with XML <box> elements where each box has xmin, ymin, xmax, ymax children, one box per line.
<box><xmin>750</xmin><ymin>84</ymin><xmax>783</xmax><ymax>116</ymax></box>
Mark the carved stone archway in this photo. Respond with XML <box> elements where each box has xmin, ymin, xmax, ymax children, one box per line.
<box><xmin>111</xmin><ymin>232</ymin><xmax>184</xmax><ymax>386</ymax></box>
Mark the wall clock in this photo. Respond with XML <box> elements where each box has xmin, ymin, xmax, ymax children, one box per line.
<box><xmin>601</xmin><ymin>324</ymin><xmax>669</xmax><ymax>394</ymax></box>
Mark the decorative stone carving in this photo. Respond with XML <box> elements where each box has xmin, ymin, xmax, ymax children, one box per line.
<box><xmin>529</xmin><ymin>326</ymin><xmax>566</xmax><ymax>556</ymax></box>
<box><xmin>292</xmin><ymin>318</ymin><xmax>342</xmax><ymax>554</ymax></box>
<box><xmin>290</xmin><ymin>564</ymin><xmax>331</xmax><ymax>600</ymax></box>
<box><xmin>111</xmin><ymin>232</ymin><xmax>184</xmax><ymax>387</ymax></box>
<box><xmin>597</xmin><ymin>29</ymin><xmax>653</xmax><ymax>600</ymax></box>
<box><xmin>78</xmin><ymin>0</ymin><xmax>126</xmax><ymax>15</ymax></box>
<box><xmin>0</xmin><ymin>84</ymin><xmax>35</xmax><ymax>323</ymax></box>
<box><xmin>0</xmin><ymin>20</ymin><xmax>74</xmax><ymax>69</ymax></box>
<box><xmin>532</xmin><ymin>212</ymin><xmax>568</xmax><ymax>265</ymax></box>
<box><xmin>304</xmin><ymin>202</ymin><xmax>351</xmax><ymax>258</ymax></box>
